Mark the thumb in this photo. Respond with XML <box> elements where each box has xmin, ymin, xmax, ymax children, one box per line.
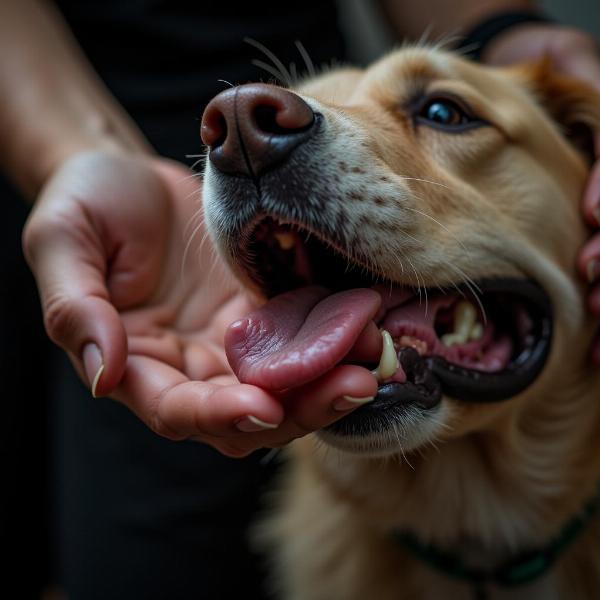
<box><xmin>23</xmin><ymin>199</ymin><xmax>127</xmax><ymax>397</ymax></box>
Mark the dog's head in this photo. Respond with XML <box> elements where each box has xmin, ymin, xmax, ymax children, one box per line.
<box><xmin>202</xmin><ymin>47</ymin><xmax>600</xmax><ymax>458</ymax></box>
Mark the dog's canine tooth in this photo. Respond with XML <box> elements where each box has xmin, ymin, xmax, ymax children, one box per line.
<box><xmin>441</xmin><ymin>301</ymin><xmax>479</xmax><ymax>347</ymax></box>
<box><xmin>371</xmin><ymin>330</ymin><xmax>399</xmax><ymax>381</ymax></box>
<box><xmin>274</xmin><ymin>231</ymin><xmax>296</xmax><ymax>250</ymax></box>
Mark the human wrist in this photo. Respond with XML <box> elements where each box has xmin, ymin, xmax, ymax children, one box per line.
<box><xmin>0</xmin><ymin>0</ymin><xmax>152</xmax><ymax>200</ymax></box>
<box><xmin>2</xmin><ymin>85</ymin><xmax>150</xmax><ymax>199</ymax></box>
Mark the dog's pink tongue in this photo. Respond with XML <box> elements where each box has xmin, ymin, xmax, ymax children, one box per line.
<box><xmin>225</xmin><ymin>287</ymin><xmax>381</xmax><ymax>391</ymax></box>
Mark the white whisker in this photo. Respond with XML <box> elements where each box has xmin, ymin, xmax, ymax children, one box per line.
<box><xmin>398</xmin><ymin>176</ymin><xmax>451</xmax><ymax>190</ymax></box>
<box><xmin>245</xmin><ymin>37</ymin><xmax>292</xmax><ymax>86</ymax></box>
<box><xmin>294</xmin><ymin>40</ymin><xmax>316</xmax><ymax>78</ymax></box>
<box><xmin>181</xmin><ymin>219</ymin><xmax>206</xmax><ymax>284</ymax></box>
<box><xmin>403</xmin><ymin>203</ymin><xmax>469</xmax><ymax>256</ymax></box>
<box><xmin>252</xmin><ymin>59</ymin><xmax>290</xmax><ymax>85</ymax></box>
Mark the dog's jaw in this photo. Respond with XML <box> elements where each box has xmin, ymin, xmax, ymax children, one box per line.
<box><xmin>316</xmin><ymin>401</ymin><xmax>451</xmax><ymax>457</ymax></box>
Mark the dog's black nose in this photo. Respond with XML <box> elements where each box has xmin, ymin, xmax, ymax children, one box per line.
<box><xmin>201</xmin><ymin>83</ymin><xmax>316</xmax><ymax>176</ymax></box>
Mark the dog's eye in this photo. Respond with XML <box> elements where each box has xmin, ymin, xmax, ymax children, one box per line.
<box><xmin>416</xmin><ymin>96</ymin><xmax>483</xmax><ymax>131</ymax></box>
<box><xmin>422</xmin><ymin>100</ymin><xmax>465</xmax><ymax>126</ymax></box>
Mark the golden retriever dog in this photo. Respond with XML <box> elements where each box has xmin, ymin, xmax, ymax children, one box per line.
<box><xmin>201</xmin><ymin>46</ymin><xmax>600</xmax><ymax>599</ymax></box>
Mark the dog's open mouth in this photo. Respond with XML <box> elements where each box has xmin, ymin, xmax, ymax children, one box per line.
<box><xmin>226</xmin><ymin>217</ymin><xmax>553</xmax><ymax>419</ymax></box>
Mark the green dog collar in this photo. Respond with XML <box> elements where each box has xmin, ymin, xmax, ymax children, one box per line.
<box><xmin>393</xmin><ymin>485</ymin><xmax>600</xmax><ymax>598</ymax></box>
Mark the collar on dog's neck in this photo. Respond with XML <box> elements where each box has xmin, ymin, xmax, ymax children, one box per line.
<box><xmin>392</xmin><ymin>485</ymin><xmax>600</xmax><ymax>599</ymax></box>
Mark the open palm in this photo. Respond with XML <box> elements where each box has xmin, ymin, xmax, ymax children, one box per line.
<box><xmin>24</xmin><ymin>151</ymin><xmax>375</xmax><ymax>456</ymax></box>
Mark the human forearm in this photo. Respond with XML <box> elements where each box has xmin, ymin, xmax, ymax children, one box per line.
<box><xmin>378</xmin><ymin>0</ymin><xmax>539</xmax><ymax>42</ymax></box>
<box><xmin>0</xmin><ymin>0</ymin><xmax>150</xmax><ymax>199</ymax></box>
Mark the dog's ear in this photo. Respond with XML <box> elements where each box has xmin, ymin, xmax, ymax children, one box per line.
<box><xmin>524</xmin><ymin>58</ymin><xmax>600</xmax><ymax>165</ymax></box>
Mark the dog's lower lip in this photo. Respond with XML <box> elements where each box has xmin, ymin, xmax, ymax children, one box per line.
<box><xmin>327</xmin><ymin>279</ymin><xmax>553</xmax><ymax>437</ymax></box>
<box><xmin>423</xmin><ymin>279</ymin><xmax>553</xmax><ymax>402</ymax></box>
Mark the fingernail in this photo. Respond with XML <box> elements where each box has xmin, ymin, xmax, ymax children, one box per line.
<box><xmin>593</xmin><ymin>206</ymin><xmax>600</xmax><ymax>227</ymax></box>
<box><xmin>82</xmin><ymin>343</ymin><xmax>104</xmax><ymax>398</ymax></box>
<box><xmin>235</xmin><ymin>415</ymin><xmax>279</xmax><ymax>432</ymax></box>
<box><xmin>587</xmin><ymin>258</ymin><xmax>600</xmax><ymax>283</ymax></box>
<box><xmin>333</xmin><ymin>395</ymin><xmax>375</xmax><ymax>412</ymax></box>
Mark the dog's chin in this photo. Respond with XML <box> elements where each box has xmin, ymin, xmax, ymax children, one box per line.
<box><xmin>317</xmin><ymin>402</ymin><xmax>450</xmax><ymax>457</ymax></box>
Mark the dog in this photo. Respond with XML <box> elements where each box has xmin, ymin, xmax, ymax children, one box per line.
<box><xmin>201</xmin><ymin>46</ymin><xmax>600</xmax><ymax>599</ymax></box>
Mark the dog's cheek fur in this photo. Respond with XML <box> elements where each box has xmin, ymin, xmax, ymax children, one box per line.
<box><xmin>294</xmin><ymin>101</ymin><xmax>513</xmax><ymax>289</ymax></box>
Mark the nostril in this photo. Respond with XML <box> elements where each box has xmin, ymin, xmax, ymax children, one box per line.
<box><xmin>254</xmin><ymin>105</ymin><xmax>288</xmax><ymax>135</ymax></box>
<box><xmin>201</xmin><ymin>105</ymin><xmax>229</xmax><ymax>149</ymax></box>
<box><xmin>203</xmin><ymin>84</ymin><xmax>317</xmax><ymax>176</ymax></box>
<box><xmin>211</xmin><ymin>114</ymin><xmax>228</xmax><ymax>149</ymax></box>
<box><xmin>253</xmin><ymin>103</ymin><xmax>315</xmax><ymax>135</ymax></box>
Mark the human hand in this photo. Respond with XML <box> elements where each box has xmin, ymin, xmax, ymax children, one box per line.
<box><xmin>482</xmin><ymin>23</ymin><xmax>600</xmax><ymax>363</ymax></box>
<box><xmin>23</xmin><ymin>151</ymin><xmax>377</xmax><ymax>456</ymax></box>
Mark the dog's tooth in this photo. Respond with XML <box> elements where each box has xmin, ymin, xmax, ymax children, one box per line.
<box><xmin>398</xmin><ymin>335</ymin><xmax>428</xmax><ymax>355</ymax></box>
<box><xmin>455</xmin><ymin>301</ymin><xmax>477</xmax><ymax>337</ymax></box>
<box><xmin>371</xmin><ymin>329</ymin><xmax>399</xmax><ymax>381</ymax></box>
<box><xmin>441</xmin><ymin>301</ymin><xmax>479</xmax><ymax>347</ymax></box>
<box><xmin>469</xmin><ymin>322</ymin><xmax>483</xmax><ymax>341</ymax></box>
<box><xmin>441</xmin><ymin>332</ymin><xmax>463</xmax><ymax>347</ymax></box>
<box><xmin>274</xmin><ymin>231</ymin><xmax>296</xmax><ymax>250</ymax></box>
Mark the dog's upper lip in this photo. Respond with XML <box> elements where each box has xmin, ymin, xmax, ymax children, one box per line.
<box><xmin>238</xmin><ymin>217</ymin><xmax>386</xmax><ymax>298</ymax></box>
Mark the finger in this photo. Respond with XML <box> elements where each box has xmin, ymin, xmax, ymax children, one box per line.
<box><xmin>216</xmin><ymin>364</ymin><xmax>378</xmax><ymax>454</ymax></box>
<box><xmin>588</xmin><ymin>282</ymin><xmax>600</xmax><ymax>316</ymax></box>
<box><xmin>559</xmin><ymin>50</ymin><xmax>600</xmax><ymax>94</ymax></box>
<box><xmin>127</xmin><ymin>333</ymin><xmax>185</xmax><ymax>371</ymax></box>
<box><xmin>591</xmin><ymin>332</ymin><xmax>600</xmax><ymax>365</ymax></box>
<box><xmin>559</xmin><ymin>43</ymin><xmax>600</xmax><ymax>226</ymax></box>
<box><xmin>23</xmin><ymin>210</ymin><xmax>127</xmax><ymax>396</ymax></box>
<box><xmin>113</xmin><ymin>355</ymin><xmax>285</xmax><ymax>440</ymax></box>
<box><xmin>582</xmin><ymin>151</ymin><xmax>600</xmax><ymax>227</ymax></box>
<box><xmin>283</xmin><ymin>364</ymin><xmax>378</xmax><ymax>432</ymax></box>
<box><xmin>576</xmin><ymin>231</ymin><xmax>600</xmax><ymax>284</ymax></box>
<box><xmin>182</xmin><ymin>343</ymin><xmax>230</xmax><ymax>381</ymax></box>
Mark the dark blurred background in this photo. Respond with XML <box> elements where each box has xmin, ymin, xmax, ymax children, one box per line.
<box><xmin>2</xmin><ymin>1</ymin><xmax>599</xmax><ymax>598</ymax></box>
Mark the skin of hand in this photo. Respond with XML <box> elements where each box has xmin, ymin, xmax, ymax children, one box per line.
<box><xmin>23</xmin><ymin>151</ymin><xmax>378</xmax><ymax>457</ymax></box>
<box><xmin>481</xmin><ymin>24</ymin><xmax>600</xmax><ymax>363</ymax></box>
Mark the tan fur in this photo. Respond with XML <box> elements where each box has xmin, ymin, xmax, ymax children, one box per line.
<box><xmin>251</xmin><ymin>49</ymin><xmax>600</xmax><ymax>599</ymax></box>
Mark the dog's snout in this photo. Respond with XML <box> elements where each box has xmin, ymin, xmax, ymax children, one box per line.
<box><xmin>201</xmin><ymin>83</ymin><xmax>316</xmax><ymax>176</ymax></box>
